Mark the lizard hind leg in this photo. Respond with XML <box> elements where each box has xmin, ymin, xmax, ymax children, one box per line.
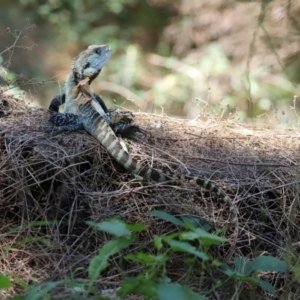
<box><xmin>111</xmin><ymin>123</ymin><xmax>146</xmax><ymax>139</ymax></box>
<box><xmin>107</xmin><ymin>109</ymin><xmax>146</xmax><ymax>139</ymax></box>
<box><xmin>47</xmin><ymin>113</ymin><xmax>84</xmax><ymax>132</ymax></box>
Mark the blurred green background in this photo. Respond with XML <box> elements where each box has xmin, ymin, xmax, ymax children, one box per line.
<box><xmin>1</xmin><ymin>0</ymin><xmax>300</xmax><ymax>123</ymax></box>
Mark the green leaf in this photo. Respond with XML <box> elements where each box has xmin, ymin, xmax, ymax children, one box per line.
<box><xmin>88</xmin><ymin>237</ymin><xmax>134</xmax><ymax>281</ymax></box>
<box><xmin>161</xmin><ymin>232</ymin><xmax>180</xmax><ymax>242</ymax></box>
<box><xmin>126</xmin><ymin>223</ymin><xmax>146</xmax><ymax>232</ymax></box>
<box><xmin>26</xmin><ymin>281</ymin><xmax>65</xmax><ymax>300</ymax></box>
<box><xmin>8</xmin><ymin>221</ymin><xmax>57</xmax><ymax>234</ymax></box>
<box><xmin>244</xmin><ymin>256</ymin><xmax>288</xmax><ymax>274</ymax></box>
<box><xmin>0</xmin><ymin>274</ymin><xmax>11</xmax><ymax>289</ymax></box>
<box><xmin>125</xmin><ymin>252</ymin><xmax>167</xmax><ymax>265</ymax></box>
<box><xmin>257</xmin><ymin>278</ymin><xmax>277</xmax><ymax>296</ymax></box>
<box><xmin>15</xmin><ymin>237</ymin><xmax>51</xmax><ymax>248</ymax></box>
<box><xmin>221</xmin><ymin>265</ymin><xmax>250</xmax><ymax>280</ymax></box>
<box><xmin>181</xmin><ymin>228</ymin><xmax>226</xmax><ymax>246</ymax></box>
<box><xmin>181</xmin><ymin>217</ymin><xmax>211</xmax><ymax>231</ymax></box>
<box><xmin>154</xmin><ymin>235</ymin><xmax>163</xmax><ymax>250</ymax></box>
<box><xmin>87</xmin><ymin>219</ymin><xmax>131</xmax><ymax>237</ymax></box>
<box><xmin>180</xmin><ymin>231</ymin><xmax>201</xmax><ymax>241</ymax></box>
<box><xmin>234</xmin><ymin>257</ymin><xmax>248</xmax><ymax>274</ymax></box>
<box><xmin>156</xmin><ymin>282</ymin><xmax>206</xmax><ymax>300</ymax></box>
<box><xmin>167</xmin><ymin>240</ymin><xmax>209</xmax><ymax>260</ymax></box>
<box><xmin>196</xmin><ymin>228</ymin><xmax>227</xmax><ymax>245</ymax></box>
<box><xmin>118</xmin><ymin>277</ymin><xmax>157</xmax><ymax>298</ymax></box>
<box><xmin>221</xmin><ymin>265</ymin><xmax>277</xmax><ymax>295</ymax></box>
<box><xmin>31</xmin><ymin>220</ymin><xmax>57</xmax><ymax>227</ymax></box>
<box><xmin>221</xmin><ymin>265</ymin><xmax>261</xmax><ymax>282</ymax></box>
<box><xmin>150</xmin><ymin>210</ymin><xmax>183</xmax><ymax>226</ymax></box>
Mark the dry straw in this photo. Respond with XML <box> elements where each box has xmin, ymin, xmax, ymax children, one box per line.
<box><xmin>1</xmin><ymin>92</ymin><xmax>299</xmax><ymax>298</ymax></box>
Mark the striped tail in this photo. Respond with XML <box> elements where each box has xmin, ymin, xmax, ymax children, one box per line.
<box><xmin>77</xmin><ymin>98</ymin><xmax>238</xmax><ymax>262</ymax></box>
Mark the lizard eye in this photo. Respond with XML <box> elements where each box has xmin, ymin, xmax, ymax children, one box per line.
<box><xmin>95</xmin><ymin>48</ymin><xmax>102</xmax><ymax>54</ymax></box>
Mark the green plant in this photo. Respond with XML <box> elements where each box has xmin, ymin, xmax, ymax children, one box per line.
<box><xmin>85</xmin><ymin>212</ymin><xmax>288</xmax><ymax>299</ymax></box>
<box><xmin>0</xmin><ymin>213</ymin><xmax>288</xmax><ymax>299</ymax></box>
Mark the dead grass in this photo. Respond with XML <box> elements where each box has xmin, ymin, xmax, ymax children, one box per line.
<box><xmin>1</xmin><ymin>92</ymin><xmax>300</xmax><ymax>299</ymax></box>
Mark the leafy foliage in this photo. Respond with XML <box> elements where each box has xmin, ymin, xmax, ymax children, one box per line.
<box><xmin>222</xmin><ymin>256</ymin><xmax>288</xmax><ymax>296</ymax></box>
<box><xmin>0</xmin><ymin>213</ymin><xmax>289</xmax><ymax>299</ymax></box>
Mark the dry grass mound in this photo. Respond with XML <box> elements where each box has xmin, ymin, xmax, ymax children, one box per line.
<box><xmin>1</xmin><ymin>93</ymin><xmax>300</xmax><ymax>299</ymax></box>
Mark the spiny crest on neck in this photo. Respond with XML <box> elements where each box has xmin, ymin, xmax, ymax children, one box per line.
<box><xmin>70</xmin><ymin>55</ymin><xmax>83</xmax><ymax>85</ymax></box>
<box><xmin>71</xmin><ymin>56</ymin><xmax>77</xmax><ymax>73</ymax></box>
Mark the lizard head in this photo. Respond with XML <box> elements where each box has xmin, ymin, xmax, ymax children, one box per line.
<box><xmin>72</xmin><ymin>44</ymin><xmax>112</xmax><ymax>82</ymax></box>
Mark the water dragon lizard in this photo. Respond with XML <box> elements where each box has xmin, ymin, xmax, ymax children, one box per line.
<box><xmin>48</xmin><ymin>46</ymin><xmax>139</xmax><ymax>139</ymax></box>
<box><xmin>48</xmin><ymin>44</ymin><xmax>239</xmax><ymax>261</ymax></box>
